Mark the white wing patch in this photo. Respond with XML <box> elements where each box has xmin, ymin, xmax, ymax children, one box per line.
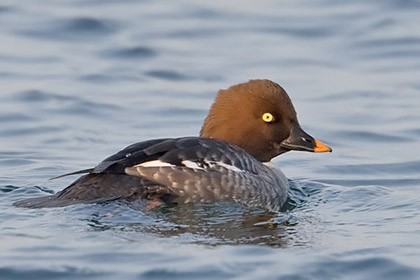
<box><xmin>135</xmin><ymin>160</ymin><xmax>174</xmax><ymax>168</ymax></box>
<box><xmin>132</xmin><ymin>159</ymin><xmax>244</xmax><ymax>172</ymax></box>
<box><xmin>181</xmin><ymin>160</ymin><xmax>243</xmax><ymax>172</ymax></box>
<box><xmin>181</xmin><ymin>160</ymin><xmax>205</xmax><ymax>170</ymax></box>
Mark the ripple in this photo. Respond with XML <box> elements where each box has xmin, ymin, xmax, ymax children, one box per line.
<box><xmin>10</xmin><ymin>90</ymin><xmax>74</xmax><ymax>102</ymax></box>
<box><xmin>78</xmin><ymin>74</ymin><xmax>119</xmax><ymax>83</ymax></box>
<box><xmin>0</xmin><ymin>126</ymin><xmax>63</xmax><ymax>137</ymax></box>
<box><xmin>359</xmin><ymin>50</ymin><xmax>420</xmax><ymax>59</ymax></box>
<box><xmin>382</xmin><ymin>0</ymin><xmax>420</xmax><ymax>9</ymax></box>
<box><xmin>0</xmin><ymin>6</ymin><xmax>14</xmax><ymax>13</ymax></box>
<box><xmin>313</xmin><ymin>90</ymin><xmax>394</xmax><ymax>101</ymax></box>
<box><xmin>335</xmin><ymin>130</ymin><xmax>410</xmax><ymax>143</ymax></box>
<box><xmin>101</xmin><ymin>46</ymin><xmax>157</xmax><ymax>59</ymax></box>
<box><xmin>53</xmin><ymin>100</ymin><xmax>121</xmax><ymax>116</ymax></box>
<box><xmin>8</xmin><ymin>89</ymin><xmax>122</xmax><ymax>116</ymax></box>
<box><xmin>260</xmin><ymin>25</ymin><xmax>337</xmax><ymax>38</ymax></box>
<box><xmin>403</xmin><ymin>128</ymin><xmax>420</xmax><ymax>136</ymax></box>
<box><xmin>299</xmin><ymin>256</ymin><xmax>420</xmax><ymax>280</ymax></box>
<box><xmin>153</xmin><ymin>108</ymin><xmax>204</xmax><ymax>117</ymax></box>
<box><xmin>321</xmin><ymin>178</ymin><xmax>420</xmax><ymax>187</ymax></box>
<box><xmin>0</xmin><ymin>185</ymin><xmax>20</xmax><ymax>193</ymax></box>
<box><xmin>281</xmin><ymin>180</ymin><xmax>309</xmax><ymax>211</ymax></box>
<box><xmin>145</xmin><ymin>70</ymin><xmax>191</xmax><ymax>81</ymax></box>
<box><xmin>0</xmin><ymin>71</ymin><xmax>16</xmax><ymax>78</ymax></box>
<box><xmin>326</xmin><ymin>160</ymin><xmax>420</xmax><ymax>176</ymax></box>
<box><xmin>0</xmin><ymin>112</ymin><xmax>33</xmax><ymax>122</ymax></box>
<box><xmin>63</xmin><ymin>17</ymin><xmax>114</xmax><ymax>33</ymax></box>
<box><xmin>0</xmin><ymin>158</ymin><xmax>37</xmax><ymax>166</ymax></box>
<box><xmin>78</xmin><ymin>73</ymin><xmax>144</xmax><ymax>83</ymax></box>
<box><xmin>140</xmin><ymin>267</ymin><xmax>233</xmax><ymax>280</ymax></box>
<box><xmin>19</xmin><ymin>17</ymin><xmax>117</xmax><ymax>41</ymax></box>
<box><xmin>167</xmin><ymin>28</ymin><xmax>223</xmax><ymax>38</ymax></box>
<box><xmin>0</xmin><ymin>267</ymin><xmax>108</xmax><ymax>280</ymax></box>
<box><xmin>0</xmin><ymin>54</ymin><xmax>60</xmax><ymax>63</ymax></box>
<box><xmin>354</xmin><ymin>37</ymin><xmax>420</xmax><ymax>48</ymax></box>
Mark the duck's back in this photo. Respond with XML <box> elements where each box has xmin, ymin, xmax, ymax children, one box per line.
<box><xmin>14</xmin><ymin>137</ymin><xmax>289</xmax><ymax>211</ymax></box>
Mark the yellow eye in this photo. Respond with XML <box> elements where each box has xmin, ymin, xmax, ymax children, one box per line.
<box><xmin>262</xmin><ymin>112</ymin><xmax>274</xmax><ymax>123</ymax></box>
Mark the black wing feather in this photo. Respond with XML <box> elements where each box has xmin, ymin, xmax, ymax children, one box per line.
<box><xmin>93</xmin><ymin>137</ymin><xmax>260</xmax><ymax>175</ymax></box>
<box><xmin>14</xmin><ymin>137</ymin><xmax>264</xmax><ymax>209</ymax></box>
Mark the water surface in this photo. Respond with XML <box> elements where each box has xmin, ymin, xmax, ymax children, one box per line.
<box><xmin>1</xmin><ymin>1</ymin><xmax>420</xmax><ymax>279</ymax></box>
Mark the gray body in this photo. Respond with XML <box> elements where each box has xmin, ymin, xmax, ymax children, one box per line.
<box><xmin>15</xmin><ymin>137</ymin><xmax>289</xmax><ymax>212</ymax></box>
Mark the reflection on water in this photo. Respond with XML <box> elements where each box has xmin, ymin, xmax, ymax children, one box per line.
<box><xmin>49</xmin><ymin>180</ymin><xmax>309</xmax><ymax>247</ymax></box>
<box><xmin>84</xmin><ymin>202</ymin><xmax>293</xmax><ymax>247</ymax></box>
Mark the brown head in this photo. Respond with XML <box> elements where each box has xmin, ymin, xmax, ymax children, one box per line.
<box><xmin>200</xmin><ymin>79</ymin><xmax>331</xmax><ymax>162</ymax></box>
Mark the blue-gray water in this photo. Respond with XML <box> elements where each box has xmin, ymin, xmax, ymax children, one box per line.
<box><xmin>1</xmin><ymin>1</ymin><xmax>420</xmax><ymax>279</ymax></box>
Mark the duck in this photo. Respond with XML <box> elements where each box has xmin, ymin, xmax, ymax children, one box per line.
<box><xmin>14</xmin><ymin>79</ymin><xmax>331</xmax><ymax>212</ymax></box>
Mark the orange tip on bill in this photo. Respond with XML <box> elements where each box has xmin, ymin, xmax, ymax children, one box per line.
<box><xmin>314</xmin><ymin>139</ymin><xmax>332</xmax><ymax>153</ymax></box>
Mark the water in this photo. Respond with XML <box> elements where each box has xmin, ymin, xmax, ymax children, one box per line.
<box><xmin>1</xmin><ymin>0</ymin><xmax>420</xmax><ymax>279</ymax></box>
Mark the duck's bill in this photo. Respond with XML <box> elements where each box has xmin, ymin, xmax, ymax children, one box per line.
<box><xmin>280</xmin><ymin>125</ymin><xmax>332</xmax><ymax>153</ymax></box>
<box><xmin>313</xmin><ymin>139</ymin><xmax>332</xmax><ymax>152</ymax></box>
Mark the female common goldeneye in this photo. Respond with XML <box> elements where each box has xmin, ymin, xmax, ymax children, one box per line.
<box><xmin>14</xmin><ymin>79</ymin><xmax>331</xmax><ymax>212</ymax></box>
